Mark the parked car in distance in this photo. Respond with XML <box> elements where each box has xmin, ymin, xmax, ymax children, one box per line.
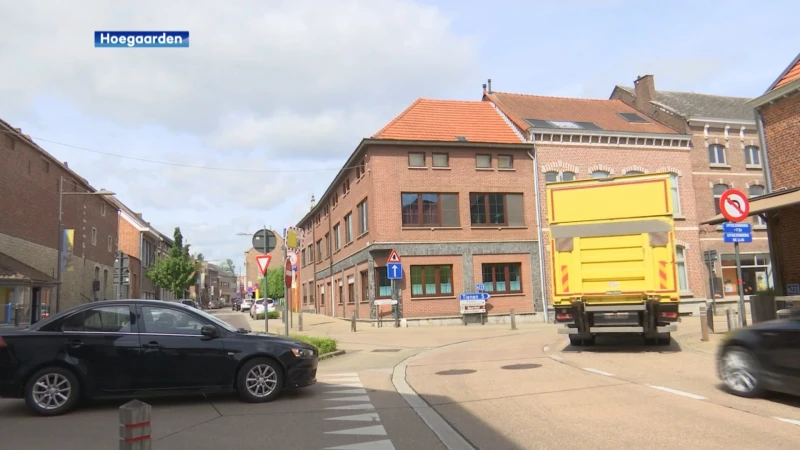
<box><xmin>0</xmin><ymin>299</ymin><xmax>318</xmax><ymax>416</ymax></box>
<box><xmin>717</xmin><ymin>308</ymin><xmax>800</xmax><ymax>399</ymax></box>
<box><xmin>241</xmin><ymin>299</ymin><xmax>253</xmax><ymax>312</ymax></box>
<box><xmin>250</xmin><ymin>299</ymin><xmax>276</xmax><ymax>318</ymax></box>
<box><xmin>208</xmin><ymin>300</ymin><xmax>219</xmax><ymax>309</ymax></box>
<box><xmin>173</xmin><ymin>299</ymin><xmax>199</xmax><ymax>309</ymax></box>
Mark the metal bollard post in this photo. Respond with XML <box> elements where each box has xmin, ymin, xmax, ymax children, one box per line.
<box><xmin>298</xmin><ymin>309</ymin><xmax>304</xmax><ymax>332</ymax></box>
<box><xmin>726</xmin><ymin>309</ymin><xmax>733</xmax><ymax>331</ymax></box>
<box><xmin>510</xmin><ymin>308</ymin><xmax>517</xmax><ymax>330</ymax></box>
<box><xmin>351</xmin><ymin>310</ymin><xmax>357</xmax><ymax>332</ymax></box>
<box><xmin>707</xmin><ymin>305</ymin><xmax>715</xmax><ymax>334</ymax></box>
<box><xmin>119</xmin><ymin>400</ymin><xmax>151</xmax><ymax>450</ymax></box>
<box><xmin>699</xmin><ymin>306</ymin><xmax>709</xmax><ymax>342</ymax></box>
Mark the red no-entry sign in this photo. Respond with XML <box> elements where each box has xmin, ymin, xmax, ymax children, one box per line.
<box><xmin>719</xmin><ymin>189</ymin><xmax>750</xmax><ymax>223</ymax></box>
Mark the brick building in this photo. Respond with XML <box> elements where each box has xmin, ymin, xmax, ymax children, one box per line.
<box><xmin>611</xmin><ymin>75</ymin><xmax>770</xmax><ymax>298</ymax></box>
<box><xmin>296</xmin><ymin>99</ymin><xmax>542</xmax><ymax>323</ymax></box>
<box><xmin>704</xmin><ymin>53</ymin><xmax>800</xmax><ymax>297</ymax></box>
<box><xmin>482</xmin><ymin>87</ymin><xmax>701</xmax><ymax>303</ymax></box>
<box><xmin>110</xmin><ymin>197</ymin><xmax>173</xmax><ymax>300</ymax></box>
<box><xmin>0</xmin><ymin>120</ymin><xmax>119</xmax><ymax>322</ymax></box>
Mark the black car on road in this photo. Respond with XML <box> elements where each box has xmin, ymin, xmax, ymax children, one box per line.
<box><xmin>0</xmin><ymin>299</ymin><xmax>318</xmax><ymax>416</ymax></box>
<box><xmin>717</xmin><ymin>310</ymin><xmax>800</xmax><ymax>398</ymax></box>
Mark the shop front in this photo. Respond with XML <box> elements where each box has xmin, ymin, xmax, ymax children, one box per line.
<box><xmin>720</xmin><ymin>252</ymin><xmax>773</xmax><ymax>297</ymax></box>
<box><xmin>0</xmin><ymin>252</ymin><xmax>59</xmax><ymax>328</ymax></box>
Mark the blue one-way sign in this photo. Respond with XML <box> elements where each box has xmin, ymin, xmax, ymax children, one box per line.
<box><xmin>387</xmin><ymin>262</ymin><xmax>403</xmax><ymax>280</ymax></box>
<box><xmin>723</xmin><ymin>222</ymin><xmax>752</xmax><ymax>243</ymax></box>
<box><xmin>459</xmin><ymin>292</ymin><xmax>491</xmax><ymax>301</ymax></box>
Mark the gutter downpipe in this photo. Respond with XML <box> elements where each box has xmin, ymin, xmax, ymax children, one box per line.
<box><xmin>527</xmin><ymin>134</ymin><xmax>550</xmax><ymax>323</ymax></box>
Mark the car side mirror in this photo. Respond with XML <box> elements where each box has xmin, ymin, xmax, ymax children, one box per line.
<box><xmin>200</xmin><ymin>324</ymin><xmax>218</xmax><ymax>339</ymax></box>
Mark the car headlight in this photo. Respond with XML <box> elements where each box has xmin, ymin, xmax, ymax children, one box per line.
<box><xmin>292</xmin><ymin>348</ymin><xmax>315</xmax><ymax>358</ymax></box>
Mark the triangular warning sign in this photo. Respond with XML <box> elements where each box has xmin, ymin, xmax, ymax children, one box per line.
<box><xmin>387</xmin><ymin>249</ymin><xmax>400</xmax><ymax>263</ymax></box>
<box><xmin>256</xmin><ymin>255</ymin><xmax>272</xmax><ymax>275</ymax></box>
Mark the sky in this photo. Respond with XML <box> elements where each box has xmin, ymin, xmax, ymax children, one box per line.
<box><xmin>0</xmin><ymin>0</ymin><xmax>797</xmax><ymax>270</ymax></box>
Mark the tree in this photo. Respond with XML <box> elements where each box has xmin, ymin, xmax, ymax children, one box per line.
<box><xmin>259</xmin><ymin>268</ymin><xmax>285</xmax><ymax>299</ymax></box>
<box><xmin>147</xmin><ymin>227</ymin><xmax>201</xmax><ymax>298</ymax></box>
<box><xmin>193</xmin><ymin>252</ymin><xmax>205</xmax><ymax>262</ymax></box>
<box><xmin>220</xmin><ymin>258</ymin><xmax>236</xmax><ymax>273</ymax></box>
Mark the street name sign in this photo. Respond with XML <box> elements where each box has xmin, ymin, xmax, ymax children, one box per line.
<box><xmin>723</xmin><ymin>222</ymin><xmax>752</xmax><ymax>243</ymax></box>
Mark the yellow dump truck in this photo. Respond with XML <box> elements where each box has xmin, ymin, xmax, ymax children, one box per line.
<box><xmin>547</xmin><ymin>172</ymin><xmax>680</xmax><ymax>346</ymax></box>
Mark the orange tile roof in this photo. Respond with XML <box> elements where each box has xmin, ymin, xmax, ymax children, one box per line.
<box><xmin>372</xmin><ymin>98</ymin><xmax>525</xmax><ymax>144</ymax></box>
<box><xmin>772</xmin><ymin>55</ymin><xmax>800</xmax><ymax>91</ymax></box>
<box><xmin>485</xmin><ymin>92</ymin><xmax>680</xmax><ymax>135</ymax></box>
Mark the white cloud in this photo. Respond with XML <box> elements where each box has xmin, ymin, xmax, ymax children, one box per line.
<box><xmin>0</xmin><ymin>0</ymin><xmax>480</xmax><ymax>265</ymax></box>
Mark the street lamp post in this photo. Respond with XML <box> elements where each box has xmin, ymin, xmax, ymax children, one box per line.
<box><xmin>55</xmin><ymin>176</ymin><xmax>115</xmax><ymax>313</ymax></box>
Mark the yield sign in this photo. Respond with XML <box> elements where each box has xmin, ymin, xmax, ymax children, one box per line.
<box><xmin>255</xmin><ymin>255</ymin><xmax>272</xmax><ymax>275</ymax></box>
<box><xmin>719</xmin><ymin>189</ymin><xmax>750</xmax><ymax>223</ymax></box>
<box><xmin>387</xmin><ymin>249</ymin><xmax>401</xmax><ymax>263</ymax></box>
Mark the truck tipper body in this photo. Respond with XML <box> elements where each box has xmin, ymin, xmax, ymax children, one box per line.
<box><xmin>547</xmin><ymin>173</ymin><xmax>680</xmax><ymax>346</ymax></box>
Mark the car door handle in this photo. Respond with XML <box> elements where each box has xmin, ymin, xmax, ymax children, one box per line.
<box><xmin>68</xmin><ymin>339</ymin><xmax>84</xmax><ymax>348</ymax></box>
<box><xmin>143</xmin><ymin>341</ymin><xmax>163</xmax><ymax>350</ymax></box>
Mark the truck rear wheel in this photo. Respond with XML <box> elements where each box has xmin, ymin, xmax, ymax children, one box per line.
<box><xmin>656</xmin><ymin>333</ymin><xmax>671</xmax><ymax>346</ymax></box>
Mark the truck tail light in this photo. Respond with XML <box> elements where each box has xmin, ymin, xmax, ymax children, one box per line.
<box><xmin>0</xmin><ymin>337</ymin><xmax>6</xmax><ymax>347</ymax></box>
<box><xmin>556</xmin><ymin>313</ymin><xmax>573</xmax><ymax>321</ymax></box>
<box><xmin>659</xmin><ymin>311</ymin><xmax>678</xmax><ymax>319</ymax></box>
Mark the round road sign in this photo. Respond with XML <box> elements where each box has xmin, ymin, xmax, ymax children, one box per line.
<box><xmin>719</xmin><ymin>189</ymin><xmax>750</xmax><ymax>223</ymax></box>
<box><xmin>284</xmin><ymin>258</ymin><xmax>293</xmax><ymax>287</ymax></box>
<box><xmin>287</xmin><ymin>250</ymin><xmax>298</xmax><ymax>267</ymax></box>
<box><xmin>252</xmin><ymin>229</ymin><xmax>277</xmax><ymax>254</ymax></box>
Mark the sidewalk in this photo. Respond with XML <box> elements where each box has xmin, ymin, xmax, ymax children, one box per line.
<box><xmin>673</xmin><ymin>310</ymin><xmax>753</xmax><ymax>355</ymax></box>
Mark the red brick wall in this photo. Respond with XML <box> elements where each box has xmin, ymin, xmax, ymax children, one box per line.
<box><xmin>761</xmin><ymin>91</ymin><xmax>800</xmax><ymax>291</ymax></box>
<box><xmin>118</xmin><ymin>215</ymin><xmax>140</xmax><ymax>258</ymax></box>
<box><xmin>0</xmin><ymin>129</ymin><xmax>118</xmax><ymax>267</ymax></box>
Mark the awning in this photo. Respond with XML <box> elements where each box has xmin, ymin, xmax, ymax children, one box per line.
<box><xmin>0</xmin><ymin>252</ymin><xmax>59</xmax><ymax>287</ymax></box>
<box><xmin>701</xmin><ymin>186</ymin><xmax>800</xmax><ymax>225</ymax></box>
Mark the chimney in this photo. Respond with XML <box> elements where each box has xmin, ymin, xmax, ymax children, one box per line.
<box><xmin>482</xmin><ymin>83</ymin><xmax>487</xmax><ymax>94</ymax></box>
<box><xmin>487</xmin><ymin>78</ymin><xmax>493</xmax><ymax>94</ymax></box>
<box><xmin>310</xmin><ymin>194</ymin><xmax>316</xmax><ymax>211</ymax></box>
<box><xmin>64</xmin><ymin>161</ymin><xmax>69</xmax><ymax>168</ymax></box>
<box><xmin>634</xmin><ymin>75</ymin><xmax>655</xmax><ymax>105</ymax></box>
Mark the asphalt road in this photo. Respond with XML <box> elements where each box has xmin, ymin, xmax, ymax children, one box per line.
<box><xmin>405</xmin><ymin>332</ymin><xmax>800</xmax><ymax>450</ymax></box>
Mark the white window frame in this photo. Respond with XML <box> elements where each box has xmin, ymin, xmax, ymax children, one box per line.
<box><xmin>744</xmin><ymin>145</ymin><xmax>761</xmax><ymax>167</ymax></box>
<box><xmin>676</xmin><ymin>246</ymin><xmax>689</xmax><ymax>292</ymax></box>
<box><xmin>591</xmin><ymin>170</ymin><xmax>609</xmax><ymax>179</ymax></box>
<box><xmin>107</xmin><ymin>235</ymin><xmax>113</xmax><ymax>252</ymax></box>
<box><xmin>749</xmin><ymin>185</ymin><xmax>767</xmax><ymax>226</ymax></box>
<box><xmin>713</xmin><ymin>184</ymin><xmax>729</xmax><ymax>215</ymax></box>
<box><xmin>709</xmin><ymin>144</ymin><xmax>726</xmax><ymax>165</ymax></box>
<box><xmin>669</xmin><ymin>173</ymin><xmax>682</xmax><ymax>217</ymax></box>
<box><xmin>544</xmin><ymin>170</ymin><xmax>576</xmax><ymax>183</ymax></box>
<box><xmin>91</xmin><ymin>227</ymin><xmax>97</xmax><ymax>246</ymax></box>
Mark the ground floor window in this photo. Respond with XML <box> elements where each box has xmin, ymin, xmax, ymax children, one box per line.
<box><xmin>676</xmin><ymin>246</ymin><xmax>688</xmax><ymax>291</ymax></box>
<box><xmin>360</xmin><ymin>271</ymin><xmax>368</xmax><ymax>302</ymax></box>
<box><xmin>410</xmin><ymin>265</ymin><xmax>453</xmax><ymax>297</ymax></box>
<box><xmin>375</xmin><ymin>267</ymin><xmax>392</xmax><ymax>298</ymax></box>
<box><xmin>721</xmin><ymin>252</ymin><xmax>773</xmax><ymax>295</ymax></box>
<box><xmin>348</xmin><ymin>280</ymin><xmax>355</xmax><ymax>304</ymax></box>
<box><xmin>481</xmin><ymin>263</ymin><xmax>522</xmax><ymax>293</ymax></box>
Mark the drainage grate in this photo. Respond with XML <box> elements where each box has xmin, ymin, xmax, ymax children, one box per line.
<box><xmin>435</xmin><ymin>369</ymin><xmax>477</xmax><ymax>376</ymax></box>
<box><xmin>501</xmin><ymin>363</ymin><xmax>542</xmax><ymax>370</ymax></box>
<box><xmin>372</xmin><ymin>349</ymin><xmax>401</xmax><ymax>353</ymax></box>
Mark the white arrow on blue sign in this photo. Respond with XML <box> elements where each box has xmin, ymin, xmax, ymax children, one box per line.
<box><xmin>387</xmin><ymin>262</ymin><xmax>402</xmax><ymax>280</ymax></box>
<box><xmin>459</xmin><ymin>293</ymin><xmax>491</xmax><ymax>301</ymax></box>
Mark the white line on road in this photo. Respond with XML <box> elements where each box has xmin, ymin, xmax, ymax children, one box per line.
<box><xmin>325</xmin><ymin>388</ymin><xmax>368</xmax><ymax>395</ymax></box>
<box><xmin>583</xmin><ymin>368</ymin><xmax>615</xmax><ymax>377</ymax></box>
<box><xmin>321</xmin><ymin>377</ymin><xmax>362</xmax><ymax>384</ymax></box>
<box><xmin>549</xmin><ymin>355</ymin><xmax>564</xmax><ymax>361</ymax></box>
<box><xmin>322</xmin><ymin>382</ymin><xmax>365</xmax><ymax>388</ymax></box>
<box><xmin>392</xmin><ymin>354</ymin><xmax>476</xmax><ymax>450</ymax></box>
<box><xmin>774</xmin><ymin>417</ymin><xmax>800</xmax><ymax>426</ymax></box>
<box><xmin>543</xmin><ymin>346</ymin><xmax>550</xmax><ymax>352</ymax></box>
<box><xmin>325</xmin><ymin>425</ymin><xmax>387</xmax><ymax>436</ymax></box>
<box><xmin>321</xmin><ymin>372</ymin><xmax>359</xmax><ymax>377</ymax></box>
<box><xmin>647</xmin><ymin>385</ymin><xmax>707</xmax><ymax>400</ymax></box>
<box><xmin>326</xmin><ymin>395</ymin><xmax>372</xmax><ymax>402</ymax></box>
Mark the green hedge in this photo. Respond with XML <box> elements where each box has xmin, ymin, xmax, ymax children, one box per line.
<box><xmin>255</xmin><ymin>311</ymin><xmax>281</xmax><ymax>320</ymax></box>
<box><xmin>290</xmin><ymin>334</ymin><xmax>338</xmax><ymax>355</ymax></box>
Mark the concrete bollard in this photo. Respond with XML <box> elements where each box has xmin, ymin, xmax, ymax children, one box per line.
<box><xmin>726</xmin><ymin>309</ymin><xmax>735</xmax><ymax>331</ymax></box>
<box><xmin>699</xmin><ymin>306</ymin><xmax>709</xmax><ymax>342</ymax></box>
<box><xmin>351</xmin><ymin>310</ymin><xmax>357</xmax><ymax>332</ymax></box>
<box><xmin>119</xmin><ymin>400</ymin><xmax>151</xmax><ymax>450</ymax></box>
<box><xmin>510</xmin><ymin>308</ymin><xmax>517</xmax><ymax>330</ymax></box>
<box><xmin>298</xmin><ymin>309</ymin><xmax>304</xmax><ymax>332</ymax></box>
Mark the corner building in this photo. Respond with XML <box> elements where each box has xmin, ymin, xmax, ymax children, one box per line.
<box><xmin>296</xmin><ymin>99</ymin><xmax>543</xmax><ymax>323</ymax></box>
<box><xmin>481</xmin><ymin>87</ymin><xmax>705</xmax><ymax>303</ymax></box>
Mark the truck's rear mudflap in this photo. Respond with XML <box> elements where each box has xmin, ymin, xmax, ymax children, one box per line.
<box><xmin>556</xmin><ymin>300</ymin><xmax>678</xmax><ymax>346</ymax></box>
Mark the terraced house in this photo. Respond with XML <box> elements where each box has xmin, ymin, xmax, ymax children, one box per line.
<box><xmin>611</xmin><ymin>75</ymin><xmax>769</xmax><ymax>298</ymax></box>
<box><xmin>482</xmin><ymin>84</ymin><xmax>701</xmax><ymax>303</ymax></box>
<box><xmin>296</xmin><ymin>99</ymin><xmax>543</xmax><ymax>324</ymax></box>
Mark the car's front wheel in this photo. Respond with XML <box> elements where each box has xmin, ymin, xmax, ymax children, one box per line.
<box><xmin>720</xmin><ymin>346</ymin><xmax>764</xmax><ymax>398</ymax></box>
<box><xmin>24</xmin><ymin>366</ymin><xmax>81</xmax><ymax>416</ymax></box>
<box><xmin>237</xmin><ymin>358</ymin><xmax>284</xmax><ymax>403</ymax></box>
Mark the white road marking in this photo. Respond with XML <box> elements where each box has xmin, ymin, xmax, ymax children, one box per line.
<box><xmin>323</xmin><ymin>382</ymin><xmax>365</xmax><ymax>388</ymax></box>
<box><xmin>543</xmin><ymin>346</ymin><xmax>550</xmax><ymax>352</ymax></box>
<box><xmin>325</xmin><ymin>439</ymin><xmax>395</xmax><ymax>450</ymax></box>
<box><xmin>321</xmin><ymin>372</ymin><xmax>359</xmax><ymax>377</ymax></box>
<box><xmin>325</xmin><ymin>413</ymin><xmax>381</xmax><ymax>422</ymax></box>
<box><xmin>774</xmin><ymin>417</ymin><xmax>800</xmax><ymax>426</ymax></box>
<box><xmin>325</xmin><ymin>425</ymin><xmax>387</xmax><ymax>436</ymax></box>
<box><xmin>583</xmin><ymin>368</ymin><xmax>615</xmax><ymax>377</ymax></box>
<box><xmin>393</xmin><ymin>353</ymin><xmax>477</xmax><ymax>450</ymax></box>
<box><xmin>326</xmin><ymin>395</ymin><xmax>372</xmax><ymax>402</ymax></box>
<box><xmin>549</xmin><ymin>355</ymin><xmax>564</xmax><ymax>361</ymax></box>
<box><xmin>322</xmin><ymin>378</ymin><xmax>362</xmax><ymax>384</ymax></box>
<box><xmin>325</xmin><ymin>388</ymin><xmax>368</xmax><ymax>395</ymax></box>
<box><xmin>325</xmin><ymin>403</ymin><xmax>376</xmax><ymax>411</ymax></box>
<box><xmin>647</xmin><ymin>385</ymin><xmax>707</xmax><ymax>400</ymax></box>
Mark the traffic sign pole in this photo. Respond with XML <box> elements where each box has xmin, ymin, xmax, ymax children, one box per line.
<box><xmin>720</xmin><ymin>189</ymin><xmax>750</xmax><ymax>327</ymax></box>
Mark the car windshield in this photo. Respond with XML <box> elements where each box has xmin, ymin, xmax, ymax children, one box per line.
<box><xmin>190</xmin><ymin>307</ymin><xmax>238</xmax><ymax>333</ymax></box>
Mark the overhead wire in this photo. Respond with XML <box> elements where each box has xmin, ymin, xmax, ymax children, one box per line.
<box><xmin>0</xmin><ymin>129</ymin><xmax>357</xmax><ymax>173</ymax></box>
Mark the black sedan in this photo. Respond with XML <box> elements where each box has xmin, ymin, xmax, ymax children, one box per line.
<box><xmin>717</xmin><ymin>310</ymin><xmax>800</xmax><ymax>398</ymax></box>
<box><xmin>0</xmin><ymin>299</ymin><xmax>318</xmax><ymax>416</ymax></box>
